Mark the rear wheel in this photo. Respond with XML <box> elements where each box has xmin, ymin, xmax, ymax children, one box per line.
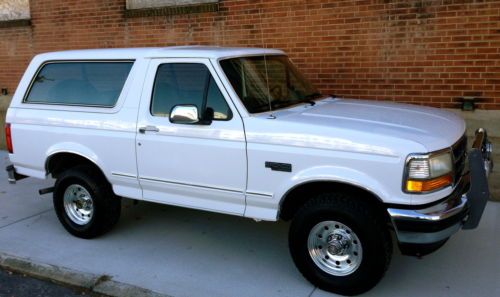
<box><xmin>53</xmin><ymin>165</ymin><xmax>121</xmax><ymax>239</ymax></box>
<box><xmin>289</xmin><ymin>193</ymin><xmax>392</xmax><ymax>296</ymax></box>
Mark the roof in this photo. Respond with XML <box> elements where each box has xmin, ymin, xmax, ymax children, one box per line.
<box><xmin>33</xmin><ymin>46</ymin><xmax>286</xmax><ymax>61</ymax></box>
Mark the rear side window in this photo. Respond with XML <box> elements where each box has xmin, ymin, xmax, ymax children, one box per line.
<box><xmin>25</xmin><ymin>61</ymin><xmax>133</xmax><ymax>107</ymax></box>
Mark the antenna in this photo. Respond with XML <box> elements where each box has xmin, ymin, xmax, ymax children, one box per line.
<box><xmin>258</xmin><ymin>0</ymin><xmax>272</xmax><ymax>113</ymax></box>
<box><xmin>263</xmin><ymin>55</ymin><xmax>272</xmax><ymax>113</ymax></box>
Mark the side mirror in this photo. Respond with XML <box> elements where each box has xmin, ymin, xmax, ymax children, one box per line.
<box><xmin>169</xmin><ymin>105</ymin><xmax>213</xmax><ymax>125</ymax></box>
<box><xmin>169</xmin><ymin>105</ymin><xmax>199</xmax><ymax>124</ymax></box>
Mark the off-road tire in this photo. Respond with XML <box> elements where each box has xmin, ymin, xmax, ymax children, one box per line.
<box><xmin>53</xmin><ymin>165</ymin><xmax>121</xmax><ymax>239</ymax></box>
<box><xmin>289</xmin><ymin>192</ymin><xmax>392</xmax><ymax>296</ymax></box>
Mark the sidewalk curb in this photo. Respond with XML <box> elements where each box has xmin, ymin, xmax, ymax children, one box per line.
<box><xmin>0</xmin><ymin>252</ymin><xmax>169</xmax><ymax>297</ymax></box>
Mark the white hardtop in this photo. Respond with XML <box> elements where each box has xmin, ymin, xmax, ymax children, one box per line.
<box><xmin>33</xmin><ymin>46</ymin><xmax>285</xmax><ymax>61</ymax></box>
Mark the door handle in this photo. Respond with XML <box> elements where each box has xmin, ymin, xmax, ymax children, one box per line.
<box><xmin>139</xmin><ymin>125</ymin><xmax>160</xmax><ymax>134</ymax></box>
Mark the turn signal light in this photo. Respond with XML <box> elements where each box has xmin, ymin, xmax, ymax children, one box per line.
<box><xmin>406</xmin><ymin>174</ymin><xmax>452</xmax><ymax>193</ymax></box>
<box><xmin>5</xmin><ymin>123</ymin><xmax>13</xmax><ymax>154</ymax></box>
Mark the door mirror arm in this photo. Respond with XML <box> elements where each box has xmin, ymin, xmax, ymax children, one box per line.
<box><xmin>199</xmin><ymin>107</ymin><xmax>214</xmax><ymax>125</ymax></box>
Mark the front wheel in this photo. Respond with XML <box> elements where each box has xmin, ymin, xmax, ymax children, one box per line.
<box><xmin>289</xmin><ymin>193</ymin><xmax>392</xmax><ymax>296</ymax></box>
<box><xmin>53</xmin><ymin>165</ymin><xmax>121</xmax><ymax>239</ymax></box>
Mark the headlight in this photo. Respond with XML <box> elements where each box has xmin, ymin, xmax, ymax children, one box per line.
<box><xmin>404</xmin><ymin>151</ymin><xmax>453</xmax><ymax>193</ymax></box>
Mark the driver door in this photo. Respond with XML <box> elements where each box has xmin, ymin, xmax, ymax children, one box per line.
<box><xmin>135</xmin><ymin>58</ymin><xmax>247</xmax><ymax>215</ymax></box>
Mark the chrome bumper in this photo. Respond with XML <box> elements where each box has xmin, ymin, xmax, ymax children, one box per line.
<box><xmin>388</xmin><ymin>129</ymin><xmax>492</xmax><ymax>244</ymax></box>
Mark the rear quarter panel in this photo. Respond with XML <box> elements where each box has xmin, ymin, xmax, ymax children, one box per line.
<box><xmin>6</xmin><ymin>56</ymin><xmax>149</xmax><ymax>200</ymax></box>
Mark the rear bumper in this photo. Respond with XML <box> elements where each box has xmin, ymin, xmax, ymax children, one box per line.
<box><xmin>5</xmin><ymin>165</ymin><xmax>27</xmax><ymax>184</ymax></box>
<box><xmin>388</xmin><ymin>128</ymin><xmax>492</xmax><ymax>245</ymax></box>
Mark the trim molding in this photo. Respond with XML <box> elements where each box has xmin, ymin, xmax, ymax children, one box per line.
<box><xmin>139</xmin><ymin>176</ymin><xmax>243</xmax><ymax>194</ymax></box>
<box><xmin>246</xmin><ymin>191</ymin><xmax>273</xmax><ymax>198</ymax></box>
<box><xmin>111</xmin><ymin>172</ymin><xmax>137</xmax><ymax>179</ymax></box>
<box><xmin>128</xmin><ymin>175</ymin><xmax>272</xmax><ymax>198</ymax></box>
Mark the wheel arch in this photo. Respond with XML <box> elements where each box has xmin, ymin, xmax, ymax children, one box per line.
<box><xmin>278</xmin><ymin>180</ymin><xmax>387</xmax><ymax>221</ymax></box>
<box><xmin>45</xmin><ymin>149</ymin><xmax>108</xmax><ymax>183</ymax></box>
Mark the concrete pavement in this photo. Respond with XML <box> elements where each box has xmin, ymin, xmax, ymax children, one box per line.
<box><xmin>0</xmin><ymin>150</ymin><xmax>499</xmax><ymax>297</ymax></box>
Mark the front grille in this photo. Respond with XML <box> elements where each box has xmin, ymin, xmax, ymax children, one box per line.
<box><xmin>452</xmin><ymin>136</ymin><xmax>467</xmax><ymax>183</ymax></box>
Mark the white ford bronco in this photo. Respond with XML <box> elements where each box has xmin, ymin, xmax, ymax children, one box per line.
<box><xmin>5</xmin><ymin>47</ymin><xmax>493</xmax><ymax>295</ymax></box>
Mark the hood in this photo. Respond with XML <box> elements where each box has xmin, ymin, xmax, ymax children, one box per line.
<box><xmin>247</xmin><ymin>98</ymin><xmax>466</xmax><ymax>156</ymax></box>
<box><xmin>302</xmin><ymin>99</ymin><xmax>464</xmax><ymax>150</ymax></box>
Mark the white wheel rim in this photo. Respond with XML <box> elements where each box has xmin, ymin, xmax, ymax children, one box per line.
<box><xmin>63</xmin><ymin>184</ymin><xmax>94</xmax><ymax>225</ymax></box>
<box><xmin>307</xmin><ymin>220</ymin><xmax>363</xmax><ymax>276</ymax></box>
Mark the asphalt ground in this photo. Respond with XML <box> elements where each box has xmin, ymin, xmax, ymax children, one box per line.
<box><xmin>0</xmin><ymin>267</ymin><xmax>99</xmax><ymax>297</ymax></box>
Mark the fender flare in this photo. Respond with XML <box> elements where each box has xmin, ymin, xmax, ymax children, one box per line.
<box><xmin>276</xmin><ymin>165</ymin><xmax>389</xmax><ymax>208</ymax></box>
<box><xmin>44</xmin><ymin>142</ymin><xmax>107</xmax><ymax>177</ymax></box>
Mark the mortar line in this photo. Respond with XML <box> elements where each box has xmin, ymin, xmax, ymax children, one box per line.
<box><xmin>0</xmin><ymin>209</ymin><xmax>52</xmax><ymax>230</ymax></box>
<box><xmin>308</xmin><ymin>287</ymin><xmax>317</xmax><ymax>297</ymax></box>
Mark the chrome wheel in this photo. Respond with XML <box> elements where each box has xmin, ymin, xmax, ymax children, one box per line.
<box><xmin>307</xmin><ymin>220</ymin><xmax>363</xmax><ymax>276</ymax></box>
<box><xmin>63</xmin><ymin>184</ymin><xmax>94</xmax><ymax>225</ymax></box>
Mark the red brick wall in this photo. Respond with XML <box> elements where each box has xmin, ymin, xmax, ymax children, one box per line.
<box><xmin>0</xmin><ymin>0</ymin><xmax>499</xmax><ymax>109</ymax></box>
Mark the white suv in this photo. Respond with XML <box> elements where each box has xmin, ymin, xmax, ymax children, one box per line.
<box><xmin>5</xmin><ymin>47</ymin><xmax>493</xmax><ymax>295</ymax></box>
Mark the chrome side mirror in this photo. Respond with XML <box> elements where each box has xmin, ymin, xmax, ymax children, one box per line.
<box><xmin>169</xmin><ymin>105</ymin><xmax>199</xmax><ymax>124</ymax></box>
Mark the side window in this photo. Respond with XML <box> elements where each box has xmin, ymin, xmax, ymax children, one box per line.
<box><xmin>151</xmin><ymin>63</ymin><xmax>232</xmax><ymax>121</ymax></box>
<box><xmin>206</xmin><ymin>76</ymin><xmax>232</xmax><ymax>120</ymax></box>
<box><xmin>25</xmin><ymin>62</ymin><xmax>133</xmax><ymax>107</ymax></box>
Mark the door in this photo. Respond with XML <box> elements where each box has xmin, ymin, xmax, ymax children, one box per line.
<box><xmin>136</xmin><ymin>58</ymin><xmax>247</xmax><ymax>215</ymax></box>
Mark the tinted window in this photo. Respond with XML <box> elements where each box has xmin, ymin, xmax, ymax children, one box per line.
<box><xmin>206</xmin><ymin>76</ymin><xmax>232</xmax><ymax>120</ymax></box>
<box><xmin>220</xmin><ymin>55</ymin><xmax>322</xmax><ymax>113</ymax></box>
<box><xmin>25</xmin><ymin>62</ymin><xmax>133</xmax><ymax>107</ymax></box>
<box><xmin>151</xmin><ymin>63</ymin><xmax>231</xmax><ymax>120</ymax></box>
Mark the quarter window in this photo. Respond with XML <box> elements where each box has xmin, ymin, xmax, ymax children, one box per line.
<box><xmin>151</xmin><ymin>63</ymin><xmax>232</xmax><ymax>120</ymax></box>
<box><xmin>25</xmin><ymin>62</ymin><xmax>133</xmax><ymax>107</ymax></box>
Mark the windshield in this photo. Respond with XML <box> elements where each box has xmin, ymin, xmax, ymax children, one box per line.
<box><xmin>220</xmin><ymin>55</ymin><xmax>324</xmax><ymax>113</ymax></box>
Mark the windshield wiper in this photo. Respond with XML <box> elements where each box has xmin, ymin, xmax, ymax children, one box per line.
<box><xmin>302</xmin><ymin>92</ymin><xmax>323</xmax><ymax>106</ymax></box>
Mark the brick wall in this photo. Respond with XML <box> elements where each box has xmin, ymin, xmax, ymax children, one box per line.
<box><xmin>0</xmin><ymin>0</ymin><xmax>499</xmax><ymax>109</ymax></box>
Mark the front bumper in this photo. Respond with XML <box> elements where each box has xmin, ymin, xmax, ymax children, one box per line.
<box><xmin>388</xmin><ymin>129</ymin><xmax>492</xmax><ymax>245</ymax></box>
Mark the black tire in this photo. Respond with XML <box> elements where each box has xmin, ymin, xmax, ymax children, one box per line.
<box><xmin>289</xmin><ymin>192</ymin><xmax>392</xmax><ymax>296</ymax></box>
<box><xmin>53</xmin><ymin>165</ymin><xmax>121</xmax><ymax>239</ymax></box>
